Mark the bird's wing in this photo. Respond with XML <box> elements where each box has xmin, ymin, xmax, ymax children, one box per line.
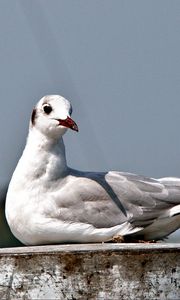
<box><xmin>107</xmin><ymin>172</ymin><xmax>180</xmax><ymax>227</ymax></box>
<box><xmin>53</xmin><ymin>170</ymin><xmax>180</xmax><ymax>232</ymax></box>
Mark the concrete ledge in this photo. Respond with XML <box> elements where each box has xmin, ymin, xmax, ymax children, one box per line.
<box><xmin>0</xmin><ymin>243</ymin><xmax>180</xmax><ymax>299</ymax></box>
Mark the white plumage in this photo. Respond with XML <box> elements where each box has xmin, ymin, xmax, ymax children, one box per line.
<box><xmin>5</xmin><ymin>95</ymin><xmax>180</xmax><ymax>245</ymax></box>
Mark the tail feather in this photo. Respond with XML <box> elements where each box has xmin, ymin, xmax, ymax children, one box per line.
<box><xmin>130</xmin><ymin>215</ymin><xmax>180</xmax><ymax>240</ymax></box>
<box><xmin>168</xmin><ymin>204</ymin><xmax>180</xmax><ymax>217</ymax></box>
<box><xmin>158</xmin><ymin>177</ymin><xmax>180</xmax><ymax>185</ymax></box>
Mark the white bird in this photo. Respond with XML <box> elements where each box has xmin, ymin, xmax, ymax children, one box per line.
<box><xmin>5</xmin><ymin>95</ymin><xmax>180</xmax><ymax>245</ymax></box>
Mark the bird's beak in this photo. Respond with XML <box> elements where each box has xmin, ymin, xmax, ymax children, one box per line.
<box><xmin>58</xmin><ymin>116</ymin><xmax>79</xmax><ymax>132</ymax></box>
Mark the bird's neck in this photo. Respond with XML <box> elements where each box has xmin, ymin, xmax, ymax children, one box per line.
<box><xmin>14</xmin><ymin>128</ymin><xmax>68</xmax><ymax>184</ymax></box>
<box><xmin>26</xmin><ymin>127</ymin><xmax>66</xmax><ymax>153</ymax></box>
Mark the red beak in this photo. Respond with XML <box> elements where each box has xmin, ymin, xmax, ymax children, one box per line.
<box><xmin>58</xmin><ymin>116</ymin><xmax>79</xmax><ymax>132</ymax></box>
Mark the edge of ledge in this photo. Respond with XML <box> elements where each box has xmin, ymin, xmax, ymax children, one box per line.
<box><xmin>0</xmin><ymin>243</ymin><xmax>180</xmax><ymax>256</ymax></box>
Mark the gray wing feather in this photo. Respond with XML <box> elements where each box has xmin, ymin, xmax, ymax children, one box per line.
<box><xmin>109</xmin><ymin>172</ymin><xmax>180</xmax><ymax>223</ymax></box>
<box><xmin>61</xmin><ymin>170</ymin><xmax>180</xmax><ymax>232</ymax></box>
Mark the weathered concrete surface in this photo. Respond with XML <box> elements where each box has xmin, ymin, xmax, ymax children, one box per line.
<box><xmin>0</xmin><ymin>243</ymin><xmax>179</xmax><ymax>300</ymax></box>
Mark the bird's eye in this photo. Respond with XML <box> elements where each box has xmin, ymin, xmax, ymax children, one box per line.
<box><xmin>43</xmin><ymin>104</ymin><xmax>52</xmax><ymax>114</ymax></box>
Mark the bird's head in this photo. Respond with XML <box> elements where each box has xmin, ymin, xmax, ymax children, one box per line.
<box><xmin>30</xmin><ymin>95</ymin><xmax>78</xmax><ymax>139</ymax></box>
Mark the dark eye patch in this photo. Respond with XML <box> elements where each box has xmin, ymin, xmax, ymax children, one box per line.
<box><xmin>43</xmin><ymin>104</ymin><xmax>52</xmax><ymax>114</ymax></box>
<box><xmin>31</xmin><ymin>108</ymin><xmax>37</xmax><ymax>125</ymax></box>
<box><xmin>69</xmin><ymin>106</ymin><xmax>73</xmax><ymax>116</ymax></box>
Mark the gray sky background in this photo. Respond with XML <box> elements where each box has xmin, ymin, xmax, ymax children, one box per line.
<box><xmin>0</xmin><ymin>1</ymin><xmax>179</xmax><ymax>240</ymax></box>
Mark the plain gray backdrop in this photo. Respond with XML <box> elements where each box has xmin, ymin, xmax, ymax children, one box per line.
<box><xmin>0</xmin><ymin>1</ymin><xmax>179</xmax><ymax>241</ymax></box>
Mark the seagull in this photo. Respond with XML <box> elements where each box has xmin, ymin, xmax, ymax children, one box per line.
<box><xmin>5</xmin><ymin>95</ymin><xmax>180</xmax><ymax>245</ymax></box>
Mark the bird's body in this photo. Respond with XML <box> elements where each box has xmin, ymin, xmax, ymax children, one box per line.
<box><xmin>5</xmin><ymin>95</ymin><xmax>180</xmax><ymax>245</ymax></box>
